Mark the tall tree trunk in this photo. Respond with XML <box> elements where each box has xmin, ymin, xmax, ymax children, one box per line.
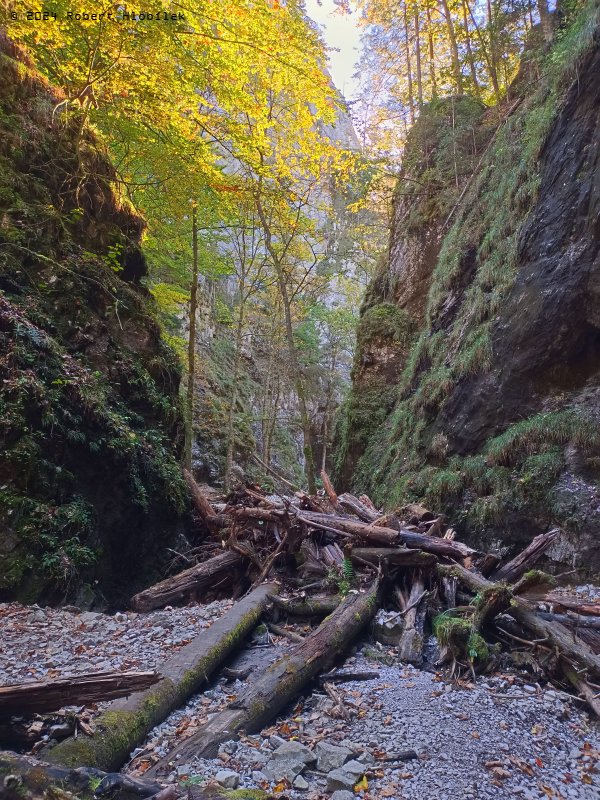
<box><xmin>439</xmin><ymin>0</ymin><xmax>463</xmax><ymax>94</ymax></box>
<box><xmin>255</xmin><ymin>197</ymin><xmax>317</xmax><ymax>494</ymax></box>
<box><xmin>184</xmin><ymin>203</ymin><xmax>199</xmax><ymax>471</ymax></box>
<box><xmin>224</xmin><ymin>290</ymin><xmax>245</xmax><ymax>491</ymax></box>
<box><xmin>465</xmin><ymin>0</ymin><xmax>500</xmax><ymax>101</ymax></box>
<box><xmin>403</xmin><ymin>1</ymin><xmax>415</xmax><ymax>123</ymax></box>
<box><xmin>461</xmin><ymin>0</ymin><xmax>480</xmax><ymax>97</ymax></box>
<box><xmin>414</xmin><ymin>6</ymin><xmax>424</xmax><ymax>107</ymax></box>
<box><xmin>426</xmin><ymin>4</ymin><xmax>438</xmax><ymax>97</ymax></box>
<box><xmin>537</xmin><ymin>0</ymin><xmax>554</xmax><ymax>42</ymax></box>
<box><xmin>278</xmin><ymin>279</ymin><xmax>317</xmax><ymax>494</ymax></box>
<box><xmin>486</xmin><ymin>0</ymin><xmax>501</xmax><ymax>101</ymax></box>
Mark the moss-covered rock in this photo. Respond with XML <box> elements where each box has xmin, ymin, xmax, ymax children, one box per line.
<box><xmin>0</xmin><ymin>35</ymin><xmax>188</xmax><ymax>604</ymax></box>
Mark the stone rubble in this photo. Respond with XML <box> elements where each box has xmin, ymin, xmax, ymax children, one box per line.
<box><xmin>128</xmin><ymin>642</ymin><xmax>600</xmax><ymax>800</ymax></box>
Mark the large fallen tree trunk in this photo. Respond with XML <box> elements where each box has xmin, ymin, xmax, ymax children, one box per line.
<box><xmin>490</xmin><ymin>530</ymin><xmax>559</xmax><ymax>583</ymax></box>
<box><xmin>0</xmin><ymin>671</ymin><xmax>159</xmax><ymax>718</ymax></box>
<box><xmin>297</xmin><ymin>511</ymin><xmax>475</xmax><ymax>560</ymax></box>
<box><xmin>130</xmin><ymin>551</ymin><xmax>243</xmax><ymax>612</ymax></box>
<box><xmin>437</xmin><ymin>564</ymin><xmax>600</xmax><ymax>678</ymax></box>
<box><xmin>44</xmin><ymin>583</ymin><xmax>277</xmax><ymax>772</ymax></box>
<box><xmin>147</xmin><ymin>580</ymin><xmax>380</xmax><ymax>775</ymax></box>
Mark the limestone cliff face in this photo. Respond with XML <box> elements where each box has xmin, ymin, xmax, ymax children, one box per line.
<box><xmin>0</xmin><ymin>35</ymin><xmax>188</xmax><ymax>606</ymax></box>
<box><xmin>334</xmin><ymin>5</ymin><xmax>600</xmax><ymax>576</ymax></box>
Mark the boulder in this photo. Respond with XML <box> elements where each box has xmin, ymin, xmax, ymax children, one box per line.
<box><xmin>315</xmin><ymin>741</ymin><xmax>353</xmax><ymax>773</ymax></box>
<box><xmin>215</xmin><ymin>770</ymin><xmax>239</xmax><ymax>789</ymax></box>
<box><xmin>265</xmin><ymin>741</ymin><xmax>315</xmax><ymax>782</ymax></box>
<box><xmin>326</xmin><ymin>759</ymin><xmax>365</xmax><ymax>792</ymax></box>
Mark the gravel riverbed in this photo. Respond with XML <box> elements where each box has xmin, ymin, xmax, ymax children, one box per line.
<box><xmin>1</xmin><ymin>600</ymin><xmax>599</xmax><ymax>799</ymax></box>
<box><xmin>130</xmin><ymin>644</ymin><xmax>600</xmax><ymax>800</ymax></box>
<box><xmin>0</xmin><ymin>600</ymin><xmax>233</xmax><ymax>685</ymax></box>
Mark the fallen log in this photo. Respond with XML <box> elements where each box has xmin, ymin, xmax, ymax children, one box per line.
<box><xmin>561</xmin><ymin>660</ymin><xmax>600</xmax><ymax>718</ymax></box>
<box><xmin>130</xmin><ymin>551</ymin><xmax>243</xmax><ymax>612</ymax></box>
<box><xmin>0</xmin><ymin>764</ymin><xmax>255</xmax><ymax>800</ymax></box>
<box><xmin>317</xmin><ymin>670</ymin><xmax>379</xmax><ymax>684</ymax></box>
<box><xmin>537</xmin><ymin>611</ymin><xmax>600</xmax><ymax>629</ymax></box>
<box><xmin>541</xmin><ymin>596</ymin><xmax>600</xmax><ymax>616</ymax></box>
<box><xmin>490</xmin><ymin>530</ymin><xmax>559</xmax><ymax>583</ymax></box>
<box><xmin>352</xmin><ymin>547</ymin><xmax>437</xmax><ymax>569</ymax></box>
<box><xmin>298</xmin><ymin>511</ymin><xmax>475</xmax><ymax>559</ymax></box>
<box><xmin>147</xmin><ymin>580</ymin><xmax>380</xmax><ymax>774</ymax></box>
<box><xmin>44</xmin><ymin>583</ymin><xmax>277</xmax><ymax>771</ymax></box>
<box><xmin>266</xmin><ymin>622</ymin><xmax>304</xmax><ymax>643</ymax></box>
<box><xmin>0</xmin><ymin>750</ymin><xmax>162</xmax><ymax>800</ymax></box>
<box><xmin>437</xmin><ymin>564</ymin><xmax>600</xmax><ymax>677</ymax></box>
<box><xmin>269</xmin><ymin>593</ymin><xmax>340</xmax><ymax>616</ymax></box>
<box><xmin>338</xmin><ymin>493</ymin><xmax>378</xmax><ymax>523</ymax></box>
<box><xmin>0</xmin><ymin>671</ymin><xmax>159</xmax><ymax>718</ymax></box>
<box><xmin>183</xmin><ymin>469</ymin><xmax>229</xmax><ymax>531</ymax></box>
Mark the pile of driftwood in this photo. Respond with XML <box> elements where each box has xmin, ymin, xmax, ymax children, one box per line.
<box><xmin>2</xmin><ymin>469</ymin><xmax>600</xmax><ymax>799</ymax></box>
<box><xmin>129</xmin><ymin>470</ymin><xmax>600</xmax><ymax>721</ymax></box>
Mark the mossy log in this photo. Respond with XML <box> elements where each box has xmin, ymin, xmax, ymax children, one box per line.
<box><xmin>437</xmin><ymin>564</ymin><xmax>600</xmax><ymax>677</ymax></box>
<box><xmin>130</xmin><ymin>551</ymin><xmax>243</xmax><ymax>612</ymax></box>
<box><xmin>0</xmin><ymin>750</ymin><xmax>162</xmax><ymax>800</ymax></box>
<box><xmin>44</xmin><ymin>584</ymin><xmax>278</xmax><ymax>772</ymax></box>
<box><xmin>0</xmin><ymin>753</ymin><xmax>269</xmax><ymax>800</ymax></box>
<box><xmin>0</xmin><ymin>671</ymin><xmax>159</xmax><ymax>718</ymax></box>
<box><xmin>490</xmin><ymin>530</ymin><xmax>559</xmax><ymax>583</ymax></box>
<box><xmin>268</xmin><ymin>593</ymin><xmax>340</xmax><ymax>616</ymax></box>
<box><xmin>147</xmin><ymin>580</ymin><xmax>380</xmax><ymax>775</ymax></box>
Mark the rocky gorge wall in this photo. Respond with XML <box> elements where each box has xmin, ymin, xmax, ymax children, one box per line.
<box><xmin>0</xmin><ymin>35</ymin><xmax>189</xmax><ymax>606</ymax></box>
<box><xmin>334</xmin><ymin>1</ymin><xmax>600</xmax><ymax>576</ymax></box>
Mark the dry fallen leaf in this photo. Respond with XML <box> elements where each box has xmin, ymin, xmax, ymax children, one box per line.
<box><xmin>471</xmin><ymin>731</ymin><xmax>480</xmax><ymax>739</ymax></box>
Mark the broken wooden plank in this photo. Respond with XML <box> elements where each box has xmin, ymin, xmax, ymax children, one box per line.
<box><xmin>130</xmin><ymin>551</ymin><xmax>243</xmax><ymax>612</ymax></box>
<box><xmin>0</xmin><ymin>671</ymin><xmax>159</xmax><ymax>718</ymax></box>
<box><xmin>44</xmin><ymin>583</ymin><xmax>278</xmax><ymax>771</ymax></box>
<box><xmin>147</xmin><ymin>580</ymin><xmax>380</xmax><ymax>774</ymax></box>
